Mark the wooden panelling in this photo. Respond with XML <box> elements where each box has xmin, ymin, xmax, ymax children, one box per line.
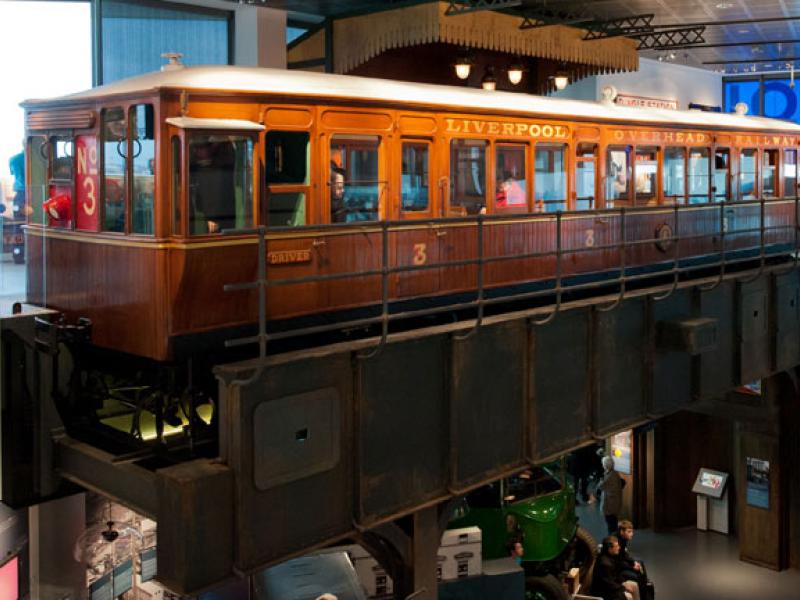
<box><xmin>321</xmin><ymin>110</ymin><xmax>392</xmax><ymax>131</ymax></box>
<box><xmin>399</xmin><ymin>115</ymin><xmax>437</xmax><ymax>136</ymax></box>
<box><xmin>263</xmin><ymin>107</ymin><xmax>313</xmax><ymax>128</ymax></box>
<box><xmin>739</xmin><ymin>431</ymin><xmax>784</xmax><ymax>570</ymax></box>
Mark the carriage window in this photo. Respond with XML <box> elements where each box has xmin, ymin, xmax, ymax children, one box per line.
<box><xmin>495</xmin><ymin>144</ymin><xmax>527</xmax><ymax>211</ymax></box>
<box><xmin>29</xmin><ymin>136</ymin><xmax>48</xmax><ymax>225</ymax></box>
<box><xmin>402</xmin><ymin>142</ymin><xmax>430</xmax><ymax>213</ymax></box>
<box><xmin>688</xmin><ymin>148</ymin><xmax>710</xmax><ymax>204</ymax></box>
<box><xmin>535</xmin><ymin>143</ymin><xmax>566</xmax><ymax>212</ymax></box>
<box><xmin>762</xmin><ymin>149</ymin><xmax>778</xmax><ymax>198</ymax></box>
<box><xmin>45</xmin><ymin>136</ymin><xmax>75</xmax><ymax>228</ymax></box>
<box><xmin>330</xmin><ymin>134</ymin><xmax>380</xmax><ymax>223</ymax></box>
<box><xmin>188</xmin><ymin>134</ymin><xmax>254</xmax><ymax>234</ymax></box>
<box><xmin>266</xmin><ymin>131</ymin><xmax>309</xmax><ymax>227</ymax></box>
<box><xmin>450</xmin><ymin>138</ymin><xmax>487</xmax><ymax>216</ymax></box>
<box><xmin>102</xmin><ymin>107</ymin><xmax>126</xmax><ymax>232</ymax></box>
<box><xmin>131</xmin><ymin>105</ymin><xmax>154</xmax><ymax>235</ymax></box>
<box><xmin>663</xmin><ymin>147</ymin><xmax>686</xmax><ymax>204</ymax></box>
<box><xmin>171</xmin><ymin>136</ymin><xmax>181</xmax><ymax>235</ymax></box>
<box><xmin>575</xmin><ymin>143</ymin><xmax>596</xmax><ymax>211</ymax></box>
<box><xmin>784</xmin><ymin>149</ymin><xmax>797</xmax><ymax>198</ymax></box>
<box><xmin>635</xmin><ymin>147</ymin><xmax>658</xmax><ymax>206</ymax></box>
<box><xmin>714</xmin><ymin>149</ymin><xmax>730</xmax><ymax>202</ymax></box>
<box><xmin>740</xmin><ymin>149</ymin><xmax>757</xmax><ymax>200</ymax></box>
<box><xmin>606</xmin><ymin>146</ymin><xmax>631</xmax><ymax>207</ymax></box>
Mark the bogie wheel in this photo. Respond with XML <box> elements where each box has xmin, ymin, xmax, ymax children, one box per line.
<box><xmin>573</xmin><ymin>525</ymin><xmax>599</xmax><ymax>591</ymax></box>
<box><xmin>525</xmin><ymin>574</ymin><xmax>569</xmax><ymax>600</ymax></box>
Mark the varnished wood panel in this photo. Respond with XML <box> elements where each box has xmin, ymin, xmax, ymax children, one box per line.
<box><xmin>739</xmin><ymin>431</ymin><xmax>784</xmax><ymax>570</ymax></box>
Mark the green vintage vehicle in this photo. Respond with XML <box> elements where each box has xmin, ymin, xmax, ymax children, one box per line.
<box><xmin>449</xmin><ymin>462</ymin><xmax>597</xmax><ymax>599</ymax></box>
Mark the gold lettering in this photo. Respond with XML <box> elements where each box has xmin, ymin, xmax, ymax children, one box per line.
<box><xmin>627</xmin><ymin>131</ymin><xmax>638</xmax><ymax>141</ymax></box>
<box><xmin>663</xmin><ymin>132</ymin><xmax>674</xmax><ymax>143</ymax></box>
<box><xmin>88</xmin><ymin>145</ymin><xmax>98</xmax><ymax>175</ymax></box>
<box><xmin>471</xmin><ymin>120</ymin><xmax>486</xmax><ymax>134</ymax></box>
<box><xmin>542</xmin><ymin>125</ymin><xmax>554</xmax><ymax>138</ymax></box>
<box><xmin>77</xmin><ymin>146</ymin><xmax>87</xmax><ymax>176</ymax></box>
<box><xmin>554</xmin><ymin>125</ymin><xmax>567</xmax><ymax>138</ymax></box>
<box><xmin>502</xmin><ymin>123</ymin><xmax>515</xmax><ymax>136</ymax></box>
<box><xmin>529</xmin><ymin>124</ymin><xmax>541</xmax><ymax>137</ymax></box>
<box><xmin>676</xmin><ymin>133</ymin><xmax>685</xmax><ymax>143</ymax></box>
<box><xmin>686</xmin><ymin>133</ymin><xmax>694</xmax><ymax>143</ymax></box>
<box><xmin>516</xmin><ymin>123</ymin><xmax>528</xmax><ymax>136</ymax></box>
<box><xmin>488</xmin><ymin>122</ymin><xmax>500</xmax><ymax>135</ymax></box>
<box><xmin>446</xmin><ymin>118</ymin><xmax>460</xmax><ymax>133</ymax></box>
<box><xmin>82</xmin><ymin>177</ymin><xmax>96</xmax><ymax>216</ymax></box>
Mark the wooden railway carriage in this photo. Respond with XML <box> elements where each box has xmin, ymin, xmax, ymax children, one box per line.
<box><xmin>22</xmin><ymin>65</ymin><xmax>800</xmax><ymax>362</ymax></box>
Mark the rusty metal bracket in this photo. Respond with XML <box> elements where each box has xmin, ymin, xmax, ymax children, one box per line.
<box><xmin>652</xmin><ymin>205</ymin><xmax>680</xmax><ymax>302</ymax></box>
<box><xmin>445</xmin><ymin>0</ymin><xmax>521</xmax><ymax>16</ymax></box>
<box><xmin>357</xmin><ymin>224</ymin><xmax>391</xmax><ymax>359</ymax></box>
<box><xmin>699</xmin><ymin>202</ymin><xmax>728</xmax><ymax>292</ymax></box>
<box><xmin>530</xmin><ymin>211</ymin><xmax>563</xmax><ymax>325</ymax></box>
<box><xmin>597</xmin><ymin>208</ymin><xmax>627</xmax><ymax>312</ymax></box>
<box><xmin>453</xmin><ymin>215</ymin><xmax>486</xmax><ymax>341</ymax></box>
<box><xmin>740</xmin><ymin>198</ymin><xmax>767</xmax><ymax>284</ymax></box>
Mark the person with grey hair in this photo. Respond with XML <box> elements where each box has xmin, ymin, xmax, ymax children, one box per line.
<box><xmin>599</xmin><ymin>455</ymin><xmax>625</xmax><ymax>534</ymax></box>
<box><xmin>314</xmin><ymin>594</ymin><xmax>338</xmax><ymax>600</ymax></box>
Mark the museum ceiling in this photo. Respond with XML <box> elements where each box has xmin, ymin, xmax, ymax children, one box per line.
<box><xmin>252</xmin><ymin>0</ymin><xmax>800</xmax><ymax>75</ymax></box>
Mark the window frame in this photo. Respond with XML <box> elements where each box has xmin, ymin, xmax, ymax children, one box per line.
<box><xmin>264</xmin><ymin>128</ymin><xmax>312</xmax><ymax>228</ymax></box>
<box><xmin>574</xmin><ymin>142</ymin><xmax>598</xmax><ymax>211</ymax></box>
<box><xmin>448</xmin><ymin>137</ymin><xmax>489</xmax><ymax>217</ymax></box>
<box><xmin>328</xmin><ymin>132</ymin><xmax>384</xmax><ymax>224</ymax></box>
<box><xmin>399</xmin><ymin>138</ymin><xmax>434</xmax><ymax>219</ymax></box>
<box><xmin>534</xmin><ymin>141</ymin><xmax>568</xmax><ymax>213</ymax></box>
<box><xmin>186</xmin><ymin>130</ymin><xmax>258</xmax><ymax>236</ymax></box>
<box><xmin>493</xmin><ymin>142</ymin><xmax>529</xmax><ymax>214</ymax></box>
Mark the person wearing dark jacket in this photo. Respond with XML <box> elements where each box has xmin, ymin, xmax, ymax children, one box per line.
<box><xmin>617</xmin><ymin>521</ymin><xmax>651</xmax><ymax>600</ymax></box>
<box><xmin>591</xmin><ymin>536</ymin><xmax>639</xmax><ymax>600</ymax></box>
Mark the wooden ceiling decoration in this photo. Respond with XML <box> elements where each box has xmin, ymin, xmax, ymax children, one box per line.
<box><xmin>289</xmin><ymin>1</ymin><xmax>639</xmax><ymax>75</ymax></box>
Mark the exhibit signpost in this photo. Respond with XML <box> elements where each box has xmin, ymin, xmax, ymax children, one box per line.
<box><xmin>692</xmin><ymin>468</ymin><xmax>730</xmax><ymax>534</ymax></box>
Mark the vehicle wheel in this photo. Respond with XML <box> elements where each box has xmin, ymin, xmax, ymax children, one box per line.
<box><xmin>525</xmin><ymin>574</ymin><xmax>569</xmax><ymax>600</ymax></box>
<box><xmin>573</xmin><ymin>525</ymin><xmax>599</xmax><ymax>592</ymax></box>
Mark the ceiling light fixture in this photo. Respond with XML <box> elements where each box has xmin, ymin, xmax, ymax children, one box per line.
<box><xmin>715</xmin><ymin>2</ymin><xmax>733</xmax><ymax>8</ymax></box>
<box><xmin>454</xmin><ymin>51</ymin><xmax>474</xmax><ymax>80</ymax></box>
<box><xmin>481</xmin><ymin>66</ymin><xmax>497</xmax><ymax>90</ymax></box>
<box><xmin>507</xmin><ymin>59</ymin><xmax>525</xmax><ymax>85</ymax></box>
<box><xmin>553</xmin><ymin>71</ymin><xmax>569</xmax><ymax>90</ymax></box>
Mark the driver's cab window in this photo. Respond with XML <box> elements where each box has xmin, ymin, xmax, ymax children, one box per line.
<box><xmin>265</xmin><ymin>130</ymin><xmax>309</xmax><ymax>227</ymax></box>
<box><xmin>188</xmin><ymin>133</ymin><xmax>254</xmax><ymax>234</ymax></box>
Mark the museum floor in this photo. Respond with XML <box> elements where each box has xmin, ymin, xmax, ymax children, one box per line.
<box><xmin>577</xmin><ymin>502</ymin><xmax>800</xmax><ymax>599</ymax></box>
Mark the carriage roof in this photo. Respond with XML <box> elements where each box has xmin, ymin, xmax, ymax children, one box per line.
<box><xmin>24</xmin><ymin>65</ymin><xmax>800</xmax><ymax>134</ymax></box>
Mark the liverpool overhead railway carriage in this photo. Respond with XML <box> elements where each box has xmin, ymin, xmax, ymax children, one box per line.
<box><xmin>22</xmin><ymin>65</ymin><xmax>800</xmax><ymax>367</ymax></box>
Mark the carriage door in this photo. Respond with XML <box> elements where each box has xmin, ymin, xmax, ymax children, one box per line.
<box><xmin>263</xmin><ymin>129</ymin><xmax>320</xmax><ymax>315</ymax></box>
<box><xmin>784</xmin><ymin>149</ymin><xmax>797</xmax><ymax>199</ymax></box>
<box><xmin>394</xmin><ymin>139</ymin><xmax>439</xmax><ymax>297</ymax></box>
<box><xmin>714</xmin><ymin>149</ymin><xmax>730</xmax><ymax>202</ymax></box>
<box><xmin>575</xmin><ymin>143</ymin><xmax>598</xmax><ymax>210</ymax></box>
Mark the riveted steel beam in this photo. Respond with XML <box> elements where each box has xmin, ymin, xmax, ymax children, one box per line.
<box><xmin>582</xmin><ymin>14</ymin><xmax>655</xmax><ymax>40</ymax></box>
<box><xmin>635</xmin><ymin>26</ymin><xmax>706</xmax><ymax>51</ymax></box>
<box><xmin>445</xmin><ymin>0</ymin><xmax>522</xmax><ymax>16</ymax></box>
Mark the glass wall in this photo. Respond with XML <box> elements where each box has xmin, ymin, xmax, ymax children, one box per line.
<box><xmin>100</xmin><ymin>0</ymin><xmax>231</xmax><ymax>84</ymax></box>
<box><xmin>724</xmin><ymin>76</ymin><xmax>800</xmax><ymax>122</ymax></box>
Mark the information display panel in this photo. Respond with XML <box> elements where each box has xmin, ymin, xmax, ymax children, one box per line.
<box><xmin>113</xmin><ymin>558</ymin><xmax>134</xmax><ymax>597</ymax></box>
<box><xmin>691</xmin><ymin>468</ymin><xmax>728</xmax><ymax>499</ymax></box>
<box><xmin>89</xmin><ymin>572</ymin><xmax>113</xmax><ymax>600</ymax></box>
<box><xmin>141</xmin><ymin>547</ymin><xmax>157</xmax><ymax>583</ymax></box>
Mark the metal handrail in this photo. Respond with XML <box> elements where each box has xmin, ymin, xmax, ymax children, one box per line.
<box><xmin>223</xmin><ymin>197</ymin><xmax>799</xmax><ymax>356</ymax></box>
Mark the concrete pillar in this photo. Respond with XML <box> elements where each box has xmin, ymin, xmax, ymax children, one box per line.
<box><xmin>234</xmin><ymin>6</ymin><xmax>287</xmax><ymax>68</ymax></box>
<box><xmin>29</xmin><ymin>493</ymin><xmax>85</xmax><ymax>600</ymax></box>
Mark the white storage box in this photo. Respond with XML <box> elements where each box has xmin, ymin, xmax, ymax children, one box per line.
<box><xmin>438</xmin><ymin>526</ymin><xmax>482</xmax><ymax>581</ymax></box>
<box><xmin>341</xmin><ymin>544</ymin><xmax>394</xmax><ymax>598</ymax></box>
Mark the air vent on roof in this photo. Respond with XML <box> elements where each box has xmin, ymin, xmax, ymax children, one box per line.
<box><xmin>161</xmin><ymin>52</ymin><xmax>185</xmax><ymax>72</ymax></box>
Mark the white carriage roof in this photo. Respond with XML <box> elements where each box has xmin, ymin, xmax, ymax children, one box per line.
<box><xmin>27</xmin><ymin>65</ymin><xmax>800</xmax><ymax>133</ymax></box>
<box><xmin>165</xmin><ymin>116</ymin><xmax>265</xmax><ymax>131</ymax></box>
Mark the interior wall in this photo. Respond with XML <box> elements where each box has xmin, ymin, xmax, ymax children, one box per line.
<box><xmin>653</xmin><ymin>411</ymin><xmax>734</xmax><ymax>531</ymax></box>
<box><xmin>554</xmin><ymin>57</ymin><xmax>723</xmax><ymax>109</ymax></box>
<box><xmin>171</xmin><ymin>0</ymin><xmax>287</xmax><ymax>68</ymax></box>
